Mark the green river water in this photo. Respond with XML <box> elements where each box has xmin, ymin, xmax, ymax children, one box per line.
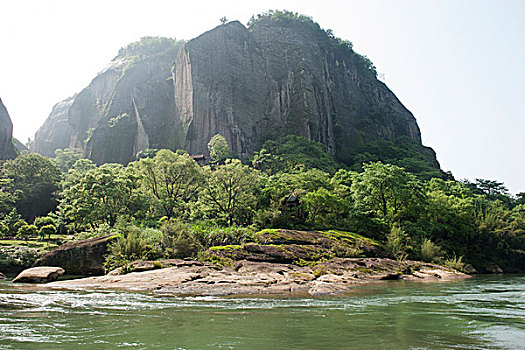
<box><xmin>0</xmin><ymin>275</ymin><xmax>523</xmax><ymax>349</ymax></box>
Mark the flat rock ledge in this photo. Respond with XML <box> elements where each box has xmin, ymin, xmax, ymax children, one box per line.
<box><xmin>13</xmin><ymin>266</ymin><xmax>65</xmax><ymax>283</ymax></box>
<box><xmin>47</xmin><ymin>258</ymin><xmax>469</xmax><ymax>296</ymax></box>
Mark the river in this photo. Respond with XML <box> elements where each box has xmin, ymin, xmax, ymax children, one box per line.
<box><xmin>0</xmin><ymin>275</ymin><xmax>523</xmax><ymax>349</ymax></box>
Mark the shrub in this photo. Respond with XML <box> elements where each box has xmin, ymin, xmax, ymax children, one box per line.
<box><xmin>0</xmin><ymin>223</ymin><xmax>9</xmax><ymax>238</ymax></box>
<box><xmin>1</xmin><ymin>209</ymin><xmax>27</xmax><ymax>237</ymax></box>
<box><xmin>76</xmin><ymin>223</ymin><xmax>117</xmax><ymax>240</ymax></box>
<box><xmin>386</xmin><ymin>224</ymin><xmax>412</xmax><ymax>261</ymax></box>
<box><xmin>104</xmin><ymin>225</ymin><xmax>152</xmax><ymax>272</ymax></box>
<box><xmin>188</xmin><ymin>222</ymin><xmax>255</xmax><ymax>249</ymax></box>
<box><xmin>443</xmin><ymin>255</ymin><xmax>465</xmax><ymax>272</ymax></box>
<box><xmin>161</xmin><ymin>219</ymin><xmax>201</xmax><ymax>258</ymax></box>
<box><xmin>0</xmin><ymin>246</ymin><xmax>41</xmax><ymax>273</ymax></box>
<box><xmin>419</xmin><ymin>238</ymin><xmax>442</xmax><ymax>262</ymax></box>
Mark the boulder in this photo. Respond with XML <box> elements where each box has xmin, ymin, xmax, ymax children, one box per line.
<box><xmin>34</xmin><ymin>235</ymin><xmax>116</xmax><ymax>275</ymax></box>
<box><xmin>485</xmin><ymin>262</ymin><xmax>504</xmax><ymax>274</ymax></box>
<box><xmin>12</xmin><ymin>266</ymin><xmax>64</xmax><ymax>283</ymax></box>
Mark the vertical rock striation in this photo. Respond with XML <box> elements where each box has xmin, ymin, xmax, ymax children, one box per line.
<box><xmin>173</xmin><ymin>19</ymin><xmax>424</xmax><ymax>163</ymax></box>
<box><xmin>30</xmin><ymin>16</ymin><xmax>438</xmax><ymax>168</ymax></box>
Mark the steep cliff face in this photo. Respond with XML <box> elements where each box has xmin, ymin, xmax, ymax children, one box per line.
<box><xmin>175</xmin><ymin>19</ymin><xmax>424</xmax><ymax>162</ymax></box>
<box><xmin>32</xmin><ymin>37</ymin><xmax>184</xmax><ymax>164</ymax></box>
<box><xmin>174</xmin><ymin>22</ymin><xmax>267</xmax><ymax>158</ymax></box>
<box><xmin>31</xmin><ymin>97</ymin><xmax>74</xmax><ymax>157</ymax></box>
<box><xmin>0</xmin><ymin>99</ymin><xmax>18</xmax><ymax>160</ymax></box>
<box><xmin>31</xmin><ymin>16</ymin><xmax>437</xmax><ymax>168</ymax></box>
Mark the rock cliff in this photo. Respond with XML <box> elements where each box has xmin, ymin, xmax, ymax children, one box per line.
<box><xmin>32</xmin><ymin>37</ymin><xmax>184</xmax><ymax>164</ymax></box>
<box><xmin>31</xmin><ymin>14</ymin><xmax>438</xmax><ymax>168</ymax></box>
<box><xmin>0</xmin><ymin>98</ymin><xmax>18</xmax><ymax>160</ymax></box>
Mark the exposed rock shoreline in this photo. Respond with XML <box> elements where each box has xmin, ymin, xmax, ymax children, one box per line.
<box><xmin>46</xmin><ymin>258</ymin><xmax>469</xmax><ymax>296</ymax></box>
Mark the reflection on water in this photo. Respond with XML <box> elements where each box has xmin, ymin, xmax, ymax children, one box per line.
<box><xmin>0</xmin><ymin>275</ymin><xmax>523</xmax><ymax>349</ymax></box>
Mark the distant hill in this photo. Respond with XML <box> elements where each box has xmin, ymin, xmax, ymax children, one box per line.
<box><xmin>30</xmin><ymin>10</ymin><xmax>440</xmax><ymax>173</ymax></box>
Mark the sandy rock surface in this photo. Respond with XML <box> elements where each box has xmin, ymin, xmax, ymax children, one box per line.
<box><xmin>47</xmin><ymin>258</ymin><xmax>469</xmax><ymax>296</ymax></box>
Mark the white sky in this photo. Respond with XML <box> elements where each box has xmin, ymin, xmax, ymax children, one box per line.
<box><xmin>0</xmin><ymin>0</ymin><xmax>523</xmax><ymax>193</ymax></box>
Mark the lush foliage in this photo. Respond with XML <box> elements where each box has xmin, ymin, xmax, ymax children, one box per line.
<box><xmin>345</xmin><ymin>136</ymin><xmax>446</xmax><ymax>180</ymax></box>
<box><xmin>58</xmin><ymin>163</ymin><xmax>145</xmax><ymax>228</ymax></box>
<box><xmin>198</xmin><ymin>159</ymin><xmax>261</xmax><ymax>226</ymax></box>
<box><xmin>134</xmin><ymin>150</ymin><xmax>202</xmax><ymax>219</ymax></box>
<box><xmin>252</xmin><ymin>135</ymin><xmax>339</xmax><ymax>174</ymax></box>
<box><xmin>207</xmin><ymin>134</ymin><xmax>230</xmax><ymax>163</ymax></box>
<box><xmin>0</xmin><ymin>136</ymin><xmax>523</xmax><ymax>274</ymax></box>
<box><xmin>0</xmin><ymin>153</ymin><xmax>61</xmax><ymax>221</ymax></box>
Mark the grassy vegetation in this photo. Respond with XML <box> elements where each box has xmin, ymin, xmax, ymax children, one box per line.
<box><xmin>322</xmin><ymin>230</ymin><xmax>380</xmax><ymax>245</ymax></box>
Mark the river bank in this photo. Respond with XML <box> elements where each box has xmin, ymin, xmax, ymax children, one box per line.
<box><xmin>3</xmin><ymin>274</ymin><xmax>523</xmax><ymax>349</ymax></box>
<box><xmin>45</xmin><ymin>257</ymin><xmax>469</xmax><ymax>296</ymax></box>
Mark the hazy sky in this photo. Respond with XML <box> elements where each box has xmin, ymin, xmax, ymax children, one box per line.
<box><xmin>0</xmin><ymin>0</ymin><xmax>523</xmax><ymax>193</ymax></box>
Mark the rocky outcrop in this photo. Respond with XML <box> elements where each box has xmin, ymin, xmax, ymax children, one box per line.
<box><xmin>0</xmin><ymin>98</ymin><xmax>17</xmax><ymax>160</ymax></box>
<box><xmin>201</xmin><ymin>229</ymin><xmax>383</xmax><ymax>264</ymax></box>
<box><xmin>12</xmin><ymin>137</ymin><xmax>28</xmax><ymax>153</ymax></box>
<box><xmin>31</xmin><ymin>16</ymin><xmax>439</xmax><ymax>169</ymax></box>
<box><xmin>47</xmin><ymin>258</ymin><xmax>469</xmax><ymax>296</ymax></box>
<box><xmin>34</xmin><ymin>235</ymin><xmax>116</xmax><ymax>275</ymax></box>
<box><xmin>30</xmin><ymin>97</ymin><xmax>74</xmax><ymax>157</ymax></box>
<box><xmin>12</xmin><ymin>266</ymin><xmax>64</xmax><ymax>283</ymax></box>
<box><xmin>32</xmin><ymin>38</ymin><xmax>184</xmax><ymax>163</ymax></box>
<box><xmin>107</xmin><ymin>259</ymin><xmax>208</xmax><ymax>275</ymax></box>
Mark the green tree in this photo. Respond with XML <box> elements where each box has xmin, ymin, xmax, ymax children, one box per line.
<box><xmin>34</xmin><ymin>216</ymin><xmax>56</xmax><ymax>230</ymax></box>
<box><xmin>34</xmin><ymin>216</ymin><xmax>57</xmax><ymax>240</ymax></box>
<box><xmin>0</xmin><ymin>153</ymin><xmax>61</xmax><ymax>221</ymax></box>
<box><xmin>0</xmin><ymin>178</ymin><xmax>17</xmax><ymax>217</ymax></box>
<box><xmin>302</xmin><ymin>188</ymin><xmax>346</xmax><ymax>228</ymax></box>
<box><xmin>351</xmin><ymin>162</ymin><xmax>424</xmax><ymax>221</ymax></box>
<box><xmin>207</xmin><ymin>134</ymin><xmax>230</xmax><ymax>163</ymax></box>
<box><xmin>424</xmin><ymin>185</ymin><xmax>477</xmax><ymax>257</ymax></box>
<box><xmin>516</xmin><ymin>192</ymin><xmax>525</xmax><ymax>206</ymax></box>
<box><xmin>53</xmin><ymin>148</ymin><xmax>83</xmax><ymax>172</ymax></box>
<box><xmin>475</xmin><ymin>178</ymin><xmax>509</xmax><ymax>196</ymax></box>
<box><xmin>17</xmin><ymin>224</ymin><xmax>38</xmax><ymax>242</ymax></box>
<box><xmin>199</xmin><ymin>159</ymin><xmax>261</xmax><ymax>226</ymax></box>
<box><xmin>59</xmin><ymin>164</ymin><xmax>145</xmax><ymax>227</ymax></box>
<box><xmin>252</xmin><ymin>135</ymin><xmax>339</xmax><ymax>174</ymax></box>
<box><xmin>255</xmin><ymin>168</ymin><xmax>333</xmax><ymax>229</ymax></box>
<box><xmin>134</xmin><ymin>150</ymin><xmax>202</xmax><ymax>219</ymax></box>
<box><xmin>38</xmin><ymin>224</ymin><xmax>56</xmax><ymax>240</ymax></box>
<box><xmin>0</xmin><ymin>208</ymin><xmax>26</xmax><ymax>236</ymax></box>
